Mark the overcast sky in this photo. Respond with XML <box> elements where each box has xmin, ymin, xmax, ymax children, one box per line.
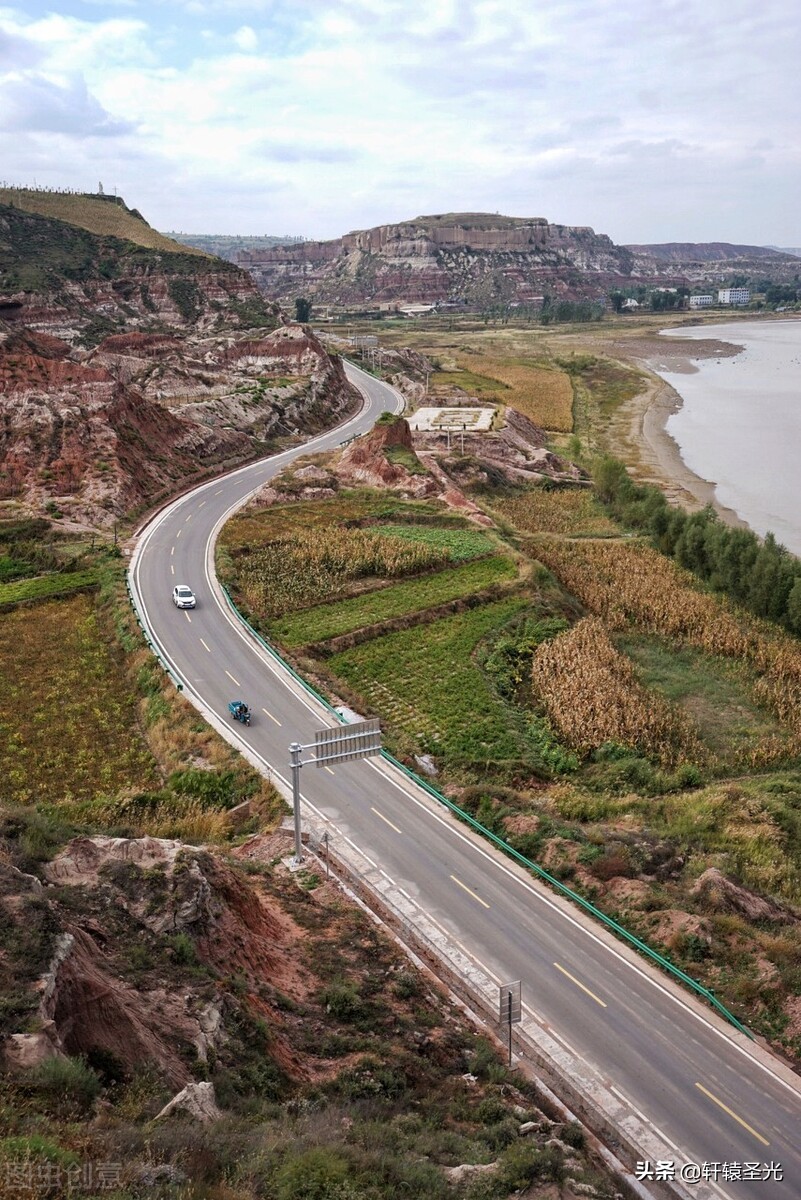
<box><xmin>1</xmin><ymin>0</ymin><xmax>798</xmax><ymax>244</ymax></box>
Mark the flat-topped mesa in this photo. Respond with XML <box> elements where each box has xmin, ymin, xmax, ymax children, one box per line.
<box><xmin>238</xmin><ymin>212</ymin><xmax>635</xmax><ymax>305</ymax></box>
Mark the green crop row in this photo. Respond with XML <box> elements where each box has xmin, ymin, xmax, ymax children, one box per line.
<box><xmin>0</xmin><ymin>569</ymin><xmax>102</xmax><ymax>609</ymax></box>
<box><xmin>376</xmin><ymin>523</ymin><xmax>497</xmax><ymax>561</ymax></box>
<box><xmin>327</xmin><ymin>597</ymin><xmax>531</xmax><ymax>770</ymax></box>
<box><xmin>270</xmin><ymin>555</ymin><xmax>517</xmax><ymax>646</ymax></box>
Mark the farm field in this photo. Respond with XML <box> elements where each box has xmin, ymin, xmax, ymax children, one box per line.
<box><xmin>215</xmin><ymin>425</ymin><xmax>801</xmax><ymax>1052</ymax></box>
<box><xmin>327</xmin><ymin>597</ymin><xmax>532</xmax><ymax>771</ymax></box>
<box><xmin>270</xmin><ymin>554</ymin><xmax>517</xmax><ymax>646</ymax></box>
<box><xmin>488</xmin><ymin>487</ymin><xmax>619</xmax><ymax>537</ymax></box>
<box><xmin>218</xmin><ymin>493</ymin><xmax>507</xmax><ymax>621</ymax></box>
<box><xmin>0</xmin><ymin>593</ymin><xmax>160</xmax><ymax>805</ymax></box>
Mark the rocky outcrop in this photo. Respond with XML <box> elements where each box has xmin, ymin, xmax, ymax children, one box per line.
<box><xmin>335</xmin><ymin>416</ymin><xmax>438</xmax><ymax>497</ymax></box>
<box><xmin>155</xmin><ymin>1081</ymin><xmax>222</xmax><ymax>1123</ymax></box>
<box><xmin>0</xmin><ymin>200</ymin><xmax>275</xmax><ymax>341</ymax></box>
<box><xmin>0</xmin><ymin>835</ymin><xmax>319</xmax><ymax>1086</ymax></box>
<box><xmin>238</xmin><ymin>212</ymin><xmax>647</xmax><ymax>306</ymax></box>
<box><xmin>0</xmin><ymin>322</ymin><xmax>359</xmax><ymax>527</ymax></box>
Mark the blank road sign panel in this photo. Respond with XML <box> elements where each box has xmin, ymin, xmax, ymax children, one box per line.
<box><xmin>314</xmin><ymin>717</ymin><xmax>382</xmax><ymax>765</ymax></box>
<box><xmin>499</xmin><ymin>981</ymin><xmax>522</xmax><ymax>1025</ymax></box>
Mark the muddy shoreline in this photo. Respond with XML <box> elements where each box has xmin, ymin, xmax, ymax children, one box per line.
<box><xmin>602</xmin><ymin>333</ymin><xmax>751</xmax><ymax>532</ymax></box>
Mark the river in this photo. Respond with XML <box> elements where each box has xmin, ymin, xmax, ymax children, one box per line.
<box><xmin>653</xmin><ymin>319</ymin><xmax>801</xmax><ymax>556</ymax></box>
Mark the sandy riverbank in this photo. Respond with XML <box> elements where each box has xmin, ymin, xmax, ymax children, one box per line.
<box><xmin>601</xmin><ymin>333</ymin><xmax>751</xmax><ymax>531</ymax></box>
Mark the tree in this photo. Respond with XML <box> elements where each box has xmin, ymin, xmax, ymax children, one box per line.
<box><xmin>294</xmin><ymin>297</ymin><xmax>312</xmax><ymax>323</ymax></box>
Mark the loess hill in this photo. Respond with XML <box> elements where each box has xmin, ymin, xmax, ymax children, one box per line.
<box><xmin>0</xmin><ymin>187</ymin><xmax>207</xmax><ymax>256</ymax></box>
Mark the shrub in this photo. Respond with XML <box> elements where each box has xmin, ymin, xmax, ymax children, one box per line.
<box><xmin>499</xmin><ymin>1141</ymin><xmax>565</xmax><ymax>1188</ymax></box>
<box><xmin>319</xmin><ymin>982</ymin><xmax>364</xmax><ymax>1022</ymax></box>
<box><xmin>28</xmin><ymin>1056</ymin><xmax>101</xmax><ymax>1113</ymax></box>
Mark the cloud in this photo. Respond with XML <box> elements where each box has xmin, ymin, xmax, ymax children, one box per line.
<box><xmin>0</xmin><ymin>0</ymin><xmax>799</xmax><ymax>241</ymax></box>
<box><xmin>0</xmin><ymin>73</ymin><xmax>135</xmax><ymax>136</ymax></box>
<box><xmin>231</xmin><ymin>24</ymin><xmax>258</xmax><ymax>51</ymax></box>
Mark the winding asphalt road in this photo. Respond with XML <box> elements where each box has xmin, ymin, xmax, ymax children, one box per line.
<box><xmin>129</xmin><ymin>364</ymin><xmax>801</xmax><ymax>1199</ymax></box>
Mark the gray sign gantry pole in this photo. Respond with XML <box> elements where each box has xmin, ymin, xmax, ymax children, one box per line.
<box><xmin>288</xmin><ymin>717</ymin><xmax>382</xmax><ymax>866</ymax></box>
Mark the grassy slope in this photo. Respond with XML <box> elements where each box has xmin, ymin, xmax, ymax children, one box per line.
<box><xmin>0</xmin><ymin>202</ymin><xmax>232</xmax><ymax>294</ymax></box>
<box><xmin>0</xmin><ymin>188</ymin><xmax>207</xmax><ymax>256</ymax></box>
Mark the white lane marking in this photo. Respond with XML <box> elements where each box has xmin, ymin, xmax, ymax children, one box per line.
<box><xmin>171</xmin><ymin>564</ymin><xmax>174</xmax><ymax>575</ymax></box>
<box><xmin>371</xmin><ymin>805</ymin><xmax>402</xmax><ymax>834</ymax></box>
<box><xmin>184</xmin><ymin>611</ymin><xmax>192</xmax><ymax>623</ymax></box>
<box><xmin>176</xmin><ymin>528</ymin><xmax>181</xmax><ymax>539</ymax></box>
<box><xmin>261</xmin><ymin>707</ymin><xmax>281</xmax><ymax>726</ymax></box>
<box><xmin>214</xmin><ymin>488</ymin><xmax>222</xmax><ymax>494</ymax></box>
<box><xmin>225</xmin><ymin>669</ymin><xmax>240</xmax><ymax>686</ymax></box>
<box><xmin>200</xmin><ymin>638</ymin><xmax>211</xmax><ymax>653</ymax></box>
<box><xmin>198</xmin><ymin>500</ymin><xmax>206</xmax><ymax>508</ymax></box>
<box><xmin>185</xmin><ymin>513</ymin><xmax>192</xmax><ymax>522</ymax></box>
<box><xmin>344</xmin><ymin>834</ymin><xmax>377</xmax><ymax>870</ymax></box>
<box><xmin>380</xmin><ymin>868</ymin><xmax>395</xmax><ymax>885</ymax></box>
<box><xmin>324</xmin><ymin>766</ymin><xmax>334</xmax><ymax>775</ymax></box>
<box><xmin>170</xmin><ymin>545</ymin><xmax>174</xmax><ymax>556</ymax></box>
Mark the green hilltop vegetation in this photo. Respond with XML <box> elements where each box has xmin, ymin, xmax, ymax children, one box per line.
<box><xmin>0</xmin><ymin>199</ymin><xmax>241</xmax><ymax>295</ymax></box>
<box><xmin>0</xmin><ymin>187</ymin><xmax>207</xmax><ymax>256</ymax></box>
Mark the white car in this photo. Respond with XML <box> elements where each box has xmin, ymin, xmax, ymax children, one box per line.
<box><xmin>172</xmin><ymin>584</ymin><xmax>196</xmax><ymax>609</ymax></box>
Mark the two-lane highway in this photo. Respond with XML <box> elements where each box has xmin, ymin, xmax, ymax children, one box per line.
<box><xmin>130</xmin><ymin>364</ymin><xmax>801</xmax><ymax>1199</ymax></box>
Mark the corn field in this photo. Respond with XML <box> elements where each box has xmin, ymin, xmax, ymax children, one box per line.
<box><xmin>491</xmin><ymin>489</ymin><xmax>618</xmax><ymax>537</ymax></box>
<box><xmin>458</xmin><ymin>355</ymin><xmax>574</xmax><ymax>431</ymax></box>
<box><xmin>533</xmin><ymin>537</ymin><xmax>801</xmax><ymax>761</ymax></box>
<box><xmin>237</xmin><ymin>527</ymin><xmax>452</xmax><ymax>617</ymax></box>
<box><xmin>530</xmin><ymin>616</ymin><xmax>702</xmax><ymax>766</ymax></box>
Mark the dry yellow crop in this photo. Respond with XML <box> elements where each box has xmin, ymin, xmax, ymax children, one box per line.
<box><xmin>530</xmin><ymin>616</ymin><xmax>702</xmax><ymax>766</ymax></box>
<box><xmin>532</xmin><ymin>536</ymin><xmax>801</xmax><ymax>753</ymax></box>
<box><xmin>454</xmin><ymin>355</ymin><xmax>574</xmax><ymax>431</ymax></box>
<box><xmin>490</xmin><ymin>488</ymin><xmax>619</xmax><ymax>537</ymax></box>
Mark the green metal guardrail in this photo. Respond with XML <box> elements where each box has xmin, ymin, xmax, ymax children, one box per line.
<box><xmin>220</xmin><ymin>585</ymin><xmax>753</xmax><ymax>1038</ymax></box>
<box><xmin>125</xmin><ymin>576</ymin><xmax>184</xmax><ymax>692</ymax></box>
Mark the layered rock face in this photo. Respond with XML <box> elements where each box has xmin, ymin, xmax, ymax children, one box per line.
<box><xmin>625</xmin><ymin>241</ymin><xmax>801</xmax><ymax>285</ymax></box>
<box><xmin>238</xmin><ymin>212</ymin><xmax>643</xmax><ymax>305</ymax></box>
<box><xmin>0</xmin><ymin>202</ymin><xmax>273</xmax><ymax>341</ymax></box>
<box><xmin>0</xmin><ymin>323</ymin><xmax>359</xmax><ymax>527</ymax></box>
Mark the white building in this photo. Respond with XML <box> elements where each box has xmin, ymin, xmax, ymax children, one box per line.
<box><xmin>689</xmin><ymin>295</ymin><xmax>714</xmax><ymax>308</ymax></box>
<box><xmin>718</xmin><ymin>288</ymin><xmax>750</xmax><ymax>305</ymax></box>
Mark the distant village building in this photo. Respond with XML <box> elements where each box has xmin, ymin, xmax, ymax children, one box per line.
<box><xmin>718</xmin><ymin>288</ymin><xmax>750</xmax><ymax>305</ymax></box>
<box><xmin>399</xmin><ymin>303</ymin><xmax>436</xmax><ymax>317</ymax></box>
<box><xmin>689</xmin><ymin>295</ymin><xmax>714</xmax><ymax>308</ymax></box>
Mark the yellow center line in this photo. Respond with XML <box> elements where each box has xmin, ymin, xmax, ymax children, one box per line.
<box><xmin>184</xmin><ymin>611</ymin><xmax>192</xmax><ymax>623</ymax></box>
<box><xmin>200</xmin><ymin>638</ymin><xmax>211</xmax><ymax>653</ymax></box>
<box><xmin>694</xmin><ymin>1083</ymin><xmax>769</xmax><ymax>1146</ymax></box>
<box><xmin>450</xmin><ymin>875</ymin><xmax>490</xmax><ymax>909</ymax></box>
<box><xmin>553</xmin><ymin>962</ymin><xmax>607</xmax><ymax>1008</ymax></box>
<box><xmin>371</xmin><ymin>806</ymin><xmax>402</xmax><ymax>834</ymax></box>
<box><xmin>261</xmin><ymin>707</ymin><xmax>282</xmax><ymax>726</ymax></box>
<box><xmin>225</xmin><ymin>670</ymin><xmax>240</xmax><ymax>686</ymax></box>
